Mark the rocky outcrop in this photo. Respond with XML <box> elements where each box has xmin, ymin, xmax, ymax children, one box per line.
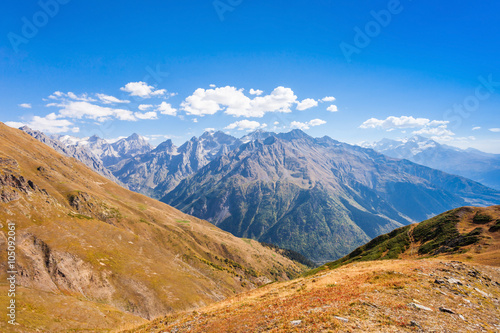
<box><xmin>0</xmin><ymin>173</ymin><xmax>48</xmax><ymax>203</ymax></box>
<box><xmin>67</xmin><ymin>191</ymin><xmax>122</xmax><ymax>224</ymax></box>
<box><xmin>18</xmin><ymin>234</ymin><xmax>115</xmax><ymax>299</ymax></box>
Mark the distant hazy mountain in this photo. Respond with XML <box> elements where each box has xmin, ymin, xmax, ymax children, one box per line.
<box><xmin>366</xmin><ymin>136</ymin><xmax>500</xmax><ymax>190</ymax></box>
<box><xmin>110</xmin><ymin>131</ymin><xmax>242</xmax><ymax>199</ymax></box>
<box><xmin>162</xmin><ymin>130</ymin><xmax>500</xmax><ymax>263</ymax></box>
<box><xmin>20</xmin><ymin>126</ymin><xmax>120</xmax><ymax>183</ymax></box>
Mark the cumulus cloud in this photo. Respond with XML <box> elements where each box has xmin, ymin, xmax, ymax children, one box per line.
<box><xmin>134</xmin><ymin>112</ymin><xmax>158</xmax><ymax>120</ymax></box>
<box><xmin>360</xmin><ymin>116</ymin><xmax>448</xmax><ymax>130</ymax></box>
<box><xmin>224</xmin><ymin>120</ymin><xmax>267</xmax><ymax>131</ymax></box>
<box><xmin>96</xmin><ymin>93</ymin><xmax>130</xmax><ymax>104</ymax></box>
<box><xmin>249</xmin><ymin>88</ymin><xmax>263</xmax><ymax>95</ymax></box>
<box><xmin>360</xmin><ymin>115</ymin><xmax>458</xmax><ymax>140</ymax></box>
<box><xmin>6</xmin><ymin>113</ymin><xmax>79</xmax><ymax>133</ymax></box>
<box><xmin>296</xmin><ymin>98</ymin><xmax>318</xmax><ymax>111</ymax></box>
<box><xmin>322</xmin><ymin>96</ymin><xmax>336</xmax><ymax>102</ymax></box>
<box><xmin>181</xmin><ymin>86</ymin><xmax>297</xmax><ymax>118</ymax></box>
<box><xmin>48</xmin><ymin>91</ymin><xmax>96</xmax><ymax>102</ymax></box>
<box><xmin>53</xmin><ymin>101</ymin><xmax>136</xmax><ymax>122</ymax></box>
<box><xmin>205</xmin><ymin>128</ymin><xmax>216</xmax><ymax>132</ymax></box>
<box><xmin>138</xmin><ymin>104</ymin><xmax>153</xmax><ymax>111</ymax></box>
<box><xmin>489</xmin><ymin>128</ymin><xmax>500</xmax><ymax>133</ymax></box>
<box><xmin>290</xmin><ymin>118</ymin><xmax>326</xmax><ymax>130</ymax></box>
<box><xmin>19</xmin><ymin>103</ymin><xmax>31</xmax><ymax>109</ymax></box>
<box><xmin>5</xmin><ymin>121</ymin><xmax>26</xmax><ymax>128</ymax></box>
<box><xmin>413</xmin><ymin>125</ymin><xmax>454</xmax><ymax>137</ymax></box>
<box><xmin>120</xmin><ymin>81</ymin><xmax>166</xmax><ymax>98</ymax></box>
<box><xmin>156</xmin><ymin>102</ymin><xmax>177</xmax><ymax>116</ymax></box>
<box><xmin>326</xmin><ymin>105</ymin><xmax>338</xmax><ymax>112</ymax></box>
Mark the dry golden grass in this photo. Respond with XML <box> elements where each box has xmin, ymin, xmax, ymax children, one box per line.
<box><xmin>126</xmin><ymin>259</ymin><xmax>500</xmax><ymax>333</ymax></box>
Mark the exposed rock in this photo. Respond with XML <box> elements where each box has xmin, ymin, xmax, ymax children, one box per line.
<box><xmin>408</xmin><ymin>303</ymin><xmax>433</xmax><ymax>311</ymax></box>
<box><xmin>334</xmin><ymin>316</ymin><xmax>349</xmax><ymax>322</ymax></box>
<box><xmin>290</xmin><ymin>320</ymin><xmax>302</xmax><ymax>325</ymax></box>
<box><xmin>0</xmin><ymin>173</ymin><xmax>48</xmax><ymax>203</ymax></box>
<box><xmin>448</xmin><ymin>278</ymin><xmax>463</xmax><ymax>285</ymax></box>
<box><xmin>439</xmin><ymin>307</ymin><xmax>455</xmax><ymax>314</ymax></box>
<box><xmin>474</xmin><ymin>287</ymin><xmax>491</xmax><ymax>298</ymax></box>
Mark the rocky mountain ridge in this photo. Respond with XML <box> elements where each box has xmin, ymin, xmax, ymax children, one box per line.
<box><xmin>365</xmin><ymin>136</ymin><xmax>500</xmax><ymax>190</ymax></box>
<box><xmin>162</xmin><ymin>130</ymin><xmax>500</xmax><ymax>263</ymax></box>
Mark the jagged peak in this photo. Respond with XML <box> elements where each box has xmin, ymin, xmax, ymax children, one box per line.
<box><xmin>277</xmin><ymin>129</ymin><xmax>311</xmax><ymax>140</ymax></box>
<box><xmin>154</xmin><ymin>139</ymin><xmax>176</xmax><ymax>152</ymax></box>
<box><xmin>127</xmin><ymin>133</ymin><xmax>141</xmax><ymax>141</ymax></box>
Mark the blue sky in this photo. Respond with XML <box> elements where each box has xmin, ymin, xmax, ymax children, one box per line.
<box><xmin>1</xmin><ymin>0</ymin><xmax>500</xmax><ymax>152</ymax></box>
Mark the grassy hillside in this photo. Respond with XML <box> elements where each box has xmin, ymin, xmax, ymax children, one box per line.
<box><xmin>308</xmin><ymin>205</ymin><xmax>500</xmax><ymax>275</ymax></box>
<box><xmin>0</xmin><ymin>123</ymin><xmax>305</xmax><ymax>332</ymax></box>
<box><xmin>126</xmin><ymin>259</ymin><xmax>500</xmax><ymax>332</ymax></box>
<box><xmin>126</xmin><ymin>206</ymin><xmax>500</xmax><ymax>333</ymax></box>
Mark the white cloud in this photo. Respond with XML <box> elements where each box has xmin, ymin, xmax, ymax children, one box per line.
<box><xmin>360</xmin><ymin>115</ymin><xmax>457</xmax><ymax>140</ymax></box>
<box><xmin>54</xmin><ymin>101</ymin><xmax>136</xmax><ymax>122</ymax></box>
<box><xmin>49</xmin><ymin>91</ymin><xmax>96</xmax><ymax>102</ymax></box>
<box><xmin>224</xmin><ymin>120</ymin><xmax>266</xmax><ymax>131</ymax></box>
<box><xmin>249</xmin><ymin>88</ymin><xmax>263</xmax><ymax>96</ymax></box>
<box><xmin>209</xmin><ymin>84</ymin><xmax>216</xmax><ymax>88</ymax></box>
<box><xmin>181</xmin><ymin>86</ymin><xmax>297</xmax><ymax>118</ymax></box>
<box><xmin>274</xmin><ymin>121</ymin><xmax>279</xmax><ymax>125</ymax></box>
<box><xmin>96</xmin><ymin>93</ymin><xmax>130</xmax><ymax>104</ymax></box>
<box><xmin>413</xmin><ymin>125</ymin><xmax>454</xmax><ymax>137</ymax></box>
<box><xmin>156</xmin><ymin>102</ymin><xmax>177</xmax><ymax>116</ymax></box>
<box><xmin>472</xmin><ymin>126</ymin><xmax>481</xmax><ymax>131</ymax></box>
<box><xmin>120</xmin><ymin>81</ymin><xmax>167</xmax><ymax>98</ymax></box>
<box><xmin>192</xmin><ymin>118</ymin><xmax>198</xmax><ymax>123</ymax></box>
<box><xmin>134</xmin><ymin>112</ymin><xmax>158</xmax><ymax>120</ymax></box>
<box><xmin>290</xmin><ymin>118</ymin><xmax>326</xmax><ymax>130</ymax></box>
<box><xmin>321</xmin><ymin>96</ymin><xmax>336</xmax><ymax>102</ymax></box>
<box><xmin>205</xmin><ymin>128</ymin><xmax>216</xmax><ymax>132</ymax></box>
<box><xmin>5</xmin><ymin>121</ymin><xmax>26</xmax><ymax>128</ymax></box>
<box><xmin>489</xmin><ymin>128</ymin><xmax>500</xmax><ymax>133</ymax></box>
<box><xmin>138</xmin><ymin>104</ymin><xmax>153</xmax><ymax>111</ymax></box>
<box><xmin>296</xmin><ymin>98</ymin><xmax>318</xmax><ymax>111</ymax></box>
<box><xmin>360</xmin><ymin>116</ymin><xmax>448</xmax><ymax>130</ymax></box>
<box><xmin>19</xmin><ymin>103</ymin><xmax>32</xmax><ymax>109</ymax></box>
<box><xmin>6</xmin><ymin>113</ymin><xmax>79</xmax><ymax>133</ymax></box>
<box><xmin>326</xmin><ymin>105</ymin><xmax>338</xmax><ymax>112</ymax></box>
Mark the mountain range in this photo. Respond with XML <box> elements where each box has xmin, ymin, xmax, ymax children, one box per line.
<box><xmin>365</xmin><ymin>136</ymin><xmax>500</xmax><ymax>190</ymax></box>
<box><xmin>19</xmin><ymin>127</ymin><xmax>500</xmax><ymax>263</ymax></box>
<box><xmin>161</xmin><ymin>130</ymin><xmax>500</xmax><ymax>262</ymax></box>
